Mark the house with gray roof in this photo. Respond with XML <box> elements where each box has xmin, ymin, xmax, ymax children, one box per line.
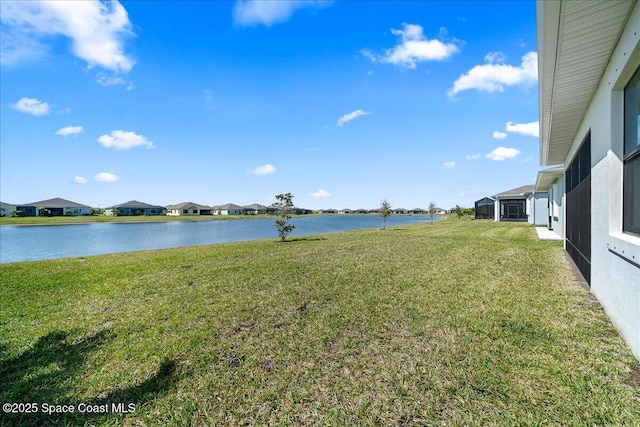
<box><xmin>492</xmin><ymin>185</ymin><xmax>548</xmax><ymax>225</ymax></box>
<box><xmin>105</xmin><ymin>200</ymin><xmax>165</xmax><ymax>216</ymax></box>
<box><xmin>212</xmin><ymin>203</ymin><xmax>245</xmax><ymax>215</ymax></box>
<box><xmin>27</xmin><ymin>197</ymin><xmax>92</xmax><ymax>216</ymax></box>
<box><xmin>166</xmin><ymin>202</ymin><xmax>212</xmax><ymax>216</ymax></box>
<box><xmin>243</xmin><ymin>203</ymin><xmax>268</xmax><ymax>215</ymax></box>
<box><xmin>0</xmin><ymin>202</ymin><xmax>17</xmax><ymax>217</ymax></box>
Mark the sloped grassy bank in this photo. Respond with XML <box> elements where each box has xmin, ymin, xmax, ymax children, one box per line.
<box><xmin>1</xmin><ymin>220</ymin><xmax>638</xmax><ymax>426</ymax></box>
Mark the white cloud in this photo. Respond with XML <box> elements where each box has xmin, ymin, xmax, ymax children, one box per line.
<box><xmin>486</xmin><ymin>146</ymin><xmax>521</xmax><ymax>161</ymax></box>
<box><xmin>73</xmin><ymin>176</ymin><xmax>88</xmax><ymax>184</ymax></box>
<box><xmin>97</xmin><ymin>130</ymin><xmax>154</xmax><ymax>150</ymax></box>
<box><xmin>97</xmin><ymin>73</ymin><xmax>134</xmax><ymax>90</ymax></box>
<box><xmin>363</xmin><ymin>23</ymin><xmax>460</xmax><ymax>69</ymax></box>
<box><xmin>0</xmin><ymin>0</ymin><xmax>134</xmax><ymax>72</ymax></box>
<box><xmin>233</xmin><ymin>0</ymin><xmax>330</xmax><ymax>27</ymax></box>
<box><xmin>449</xmin><ymin>51</ymin><xmax>537</xmax><ymax>96</ymax></box>
<box><xmin>465</xmin><ymin>154</ymin><xmax>481</xmax><ymax>160</ymax></box>
<box><xmin>94</xmin><ymin>172</ymin><xmax>119</xmax><ymax>183</ymax></box>
<box><xmin>443</xmin><ymin>161</ymin><xmax>456</xmax><ymax>169</ymax></box>
<box><xmin>0</xmin><ymin>23</ymin><xmax>50</xmax><ymax>65</ymax></box>
<box><xmin>493</xmin><ymin>131</ymin><xmax>507</xmax><ymax>139</ymax></box>
<box><xmin>337</xmin><ymin>109</ymin><xmax>370</xmax><ymax>126</ymax></box>
<box><xmin>311</xmin><ymin>189</ymin><xmax>330</xmax><ymax>198</ymax></box>
<box><xmin>249</xmin><ymin>163</ymin><xmax>276</xmax><ymax>175</ymax></box>
<box><xmin>10</xmin><ymin>97</ymin><xmax>50</xmax><ymax>116</ymax></box>
<box><xmin>506</xmin><ymin>121</ymin><xmax>539</xmax><ymax>137</ymax></box>
<box><xmin>56</xmin><ymin>125</ymin><xmax>83</xmax><ymax>136</ymax></box>
<box><xmin>484</xmin><ymin>51</ymin><xmax>506</xmax><ymax>64</ymax></box>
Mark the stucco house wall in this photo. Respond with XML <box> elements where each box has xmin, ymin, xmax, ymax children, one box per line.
<box><xmin>166</xmin><ymin>202</ymin><xmax>212</xmax><ymax>216</ymax></box>
<box><xmin>548</xmin><ymin>180</ymin><xmax>564</xmax><ymax>236</ymax></box>
<box><xmin>212</xmin><ymin>204</ymin><xmax>244</xmax><ymax>215</ymax></box>
<box><xmin>537</xmin><ymin>0</ymin><xmax>640</xmax><ymax>358</ymax></box>
<box><xmin>526</xmin><ymin>192</ymin><xmax>549</xmax><ymax>226</ymax></box>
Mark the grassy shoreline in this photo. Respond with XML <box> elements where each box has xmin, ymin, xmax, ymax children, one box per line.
<box><xmin>0</xmin><ymin>213</ymin><xmax>321</xmax><ymax>226</ymax></box>
<box><xmin>1</xmin><ymin>219</ymin><xmax>638</xmax><ymax>425</ymax></box>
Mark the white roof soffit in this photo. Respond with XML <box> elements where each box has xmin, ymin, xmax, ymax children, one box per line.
<box><xmin>535</xmin><ymin>166</ymin><xmax>564</xmax><ymax>191</ymax></box>
<box><xmin>537</xmin><ymin>0</ymin><xmax>635</xmax><ymax>166</ymax></box>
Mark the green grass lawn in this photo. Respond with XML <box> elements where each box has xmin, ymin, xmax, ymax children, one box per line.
<box><xmin>1</xmin><ymin>219</ymin><xmax>638</xmax><ymax>426</ymax></box>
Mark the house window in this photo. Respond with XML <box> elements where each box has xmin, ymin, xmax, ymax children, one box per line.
<box><xmin>183</xmin><ymin>209</ymin><xmax>188</xmax><ymax>214</ymax></box>
<box><xmin>624</xmin><ymin>68</ymin><xmax>640</xmax><ymax>236</ymax></box>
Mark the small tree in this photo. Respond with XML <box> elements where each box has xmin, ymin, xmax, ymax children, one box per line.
<box><xmin>428</xmin><ymin>202</ymin><xmax>437</xmax><ymax>224</ymax></box>
<box><xmin>274</xmin><ymin>192</ymin><xmax>295</xmax><ymax>241</ymax></box>
<box><xmin>454</xmin><ymin>204</ymin><xmax>463</xmax><ymax>219</ymax></box>
<box><xmin>379</xmin><ymin>198</ymin><xmax>392</xmax><ymax>230</ymax></box>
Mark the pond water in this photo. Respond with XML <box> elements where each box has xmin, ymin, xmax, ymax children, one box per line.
<box><xmin>0</xmin><ymin>215</ymin><xmax>440</xmax><ymax>263</ymax></box>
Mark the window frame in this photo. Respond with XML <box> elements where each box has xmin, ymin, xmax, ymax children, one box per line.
<box><xmin>623</xmin><ymin>67</ymin><xmax>640</xmax><ymax>236</ymax></box>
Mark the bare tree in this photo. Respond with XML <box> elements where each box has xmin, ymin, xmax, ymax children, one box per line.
<box><xmin>380</xmin><ymin>198</ymin><xmax>392</xmax><ymax>230</ymax></box>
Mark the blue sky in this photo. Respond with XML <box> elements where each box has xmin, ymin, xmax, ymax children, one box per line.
<box><xmin>1</xmin><ymin>0</ymin><xmax>540</xmax><ymax>210</ymax></box>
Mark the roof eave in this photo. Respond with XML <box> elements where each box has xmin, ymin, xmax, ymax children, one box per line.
<box><xmin>537</xmin><ymin>0</ymin><xmax>562</xmax><ymax>167</ymax></box>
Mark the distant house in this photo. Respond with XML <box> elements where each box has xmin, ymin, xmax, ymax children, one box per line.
<box><xmin>434</xmin><ymin>207</ymin><xmax>447</xmax><ymax>215</ymax></box>
<box><xmin>394</xmin><ymin>208</ymin><xmax>408</xmax><ymax>214</ymax></box>
<box><xmin>492</xmin><ymin>185</ymin><xmax>548</xmax><ymax>225</ymax></box>
<box><xmin>368</xmin><ymin>208</ymin><xmax>380</xmax><ymax>214</ymax></box>
<box><xmin>338</xmin><ymin>209</ymin><xmax>352</xmax><ymax>214</ymax></box>
<box><xmin>28</xmin><ymin>197</ymin><xmax>92</xmax><ymax>216</ymax></box>
<box><xmin>293</xmin><ymin>207</ymin><xmax>313</xmax><ymax>215</ymax></box>
<box><xmin>320</xmin><ymin>209</ymin><xmax>338</xmax><ymax>214</ymax></box>
<box><xmin>410</xmin><ymin>208</ymin><xmax>426</xmax><ymax>214</ymax></box>
<box><xmin>0</xmin><ymin>202</ymin><xmax>17</xmax><ymax>216</ymax></box>
<box><xmin>474</xmin><ymin>197</ymin><xmax>495</xmax><ymax>219</ymax></box>
<box><xmin>166</xmin><ymin>202</ymin><xmax>212</xmax><ymax>216</ymax></box>
<box><xmin>212</xmin><ymin>203</ymin><xmax>245</xmax><ymax>215</ymax></box>
<box><xmin>353</xmin><ymin>208</ymin><xmax>369</xmax><ymax>214</ymax></box>
<box><xmin>243</xmin><ymin>203</ymin><xmax>268</xmax><ymax>215</ymax></box>
<box><xmin>265</xmin><ymin>205</ymin><xmax>278</xmax><ymax>214</ymax></box>
<box><xmin>105</xmin><ymin>200</ymin><xmax>165</xmax><ymax>216</ymax></box>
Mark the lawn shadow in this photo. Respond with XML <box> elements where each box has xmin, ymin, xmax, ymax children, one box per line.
<box><xmin>288</xmin><ymin>237</ymin><xmax>327</xmax><ymax>242</ymax></box>
<box><xmin>0</xmin><ymin>330</ymin><xmax>180</xmax><ymax>426</ymax></box>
